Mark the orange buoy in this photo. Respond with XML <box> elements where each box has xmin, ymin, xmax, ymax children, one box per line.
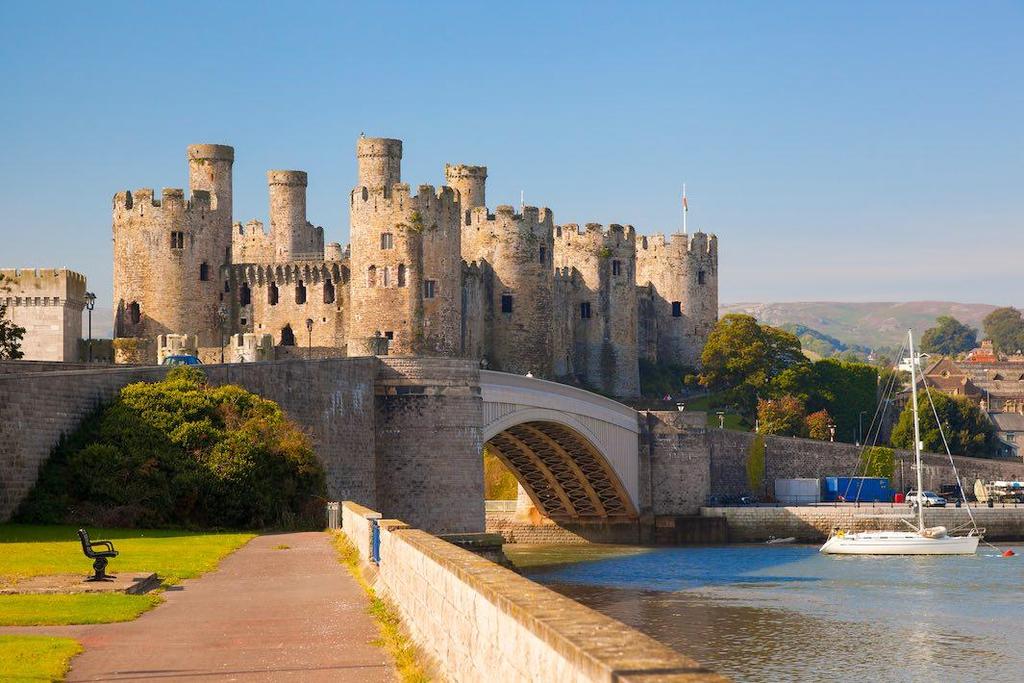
<box><xmin>1003</xmin><ymin>549</ymin><xmax>1016</xmax><ymax>558</ymax></box>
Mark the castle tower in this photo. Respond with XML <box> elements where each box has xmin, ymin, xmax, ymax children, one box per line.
<box><xmin>635</xmin><ymin>231</ymin><xmax>718</xmax><ymax>368</ymax></box>
<box><xmin>113</xmin><ymin>144</ymin><xmax>235</xmax><ymax>361</ymax></box>
<box><xmin>553</xmin><ymin>223</ymin><xmax>639</xmax><ymax>397</ymax></box>
<box><xmin>356</xmin><ymin>137</ymin><xmax>402</xmax><ymax>191</ymax></box>
<box><xmin>461</xmin><ymin>204</ymin><xmax>555</xmax><ymax>376</ymax></box>
<box><xmin>445</xmin><ymin>164</ymin><xmax>487</xmax><ymax>218</ymax></box>
<box><xmin>267</xmin><ymin>170</ymin><xmax>324</xmax><ymax>260</ymax></box>
<box><xmin>188</xmin><ymin>144</ymin><xmax>233</xmax><ymax>218</ymax></box>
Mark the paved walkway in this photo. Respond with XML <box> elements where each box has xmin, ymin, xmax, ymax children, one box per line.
<box><xmin>2</xmin><ymin>532</ymin><xmax>394</xmax><ymax>682</ymax></box>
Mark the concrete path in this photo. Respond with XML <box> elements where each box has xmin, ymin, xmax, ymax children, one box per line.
<box><xmin>3</xmin><ymin>532</ymin><xmax>395</xmax><ymax>681</ymax></box>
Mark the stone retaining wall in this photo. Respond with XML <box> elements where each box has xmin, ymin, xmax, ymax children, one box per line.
<box><xmin>701</xmin><ymin>505</ymin><xmax>1024</xmax><ymax>542</ymax></box>
<box><xmin>342</xmin><ymin>502</ymin><xmax>726</xmax><ymax>682</ymax></box>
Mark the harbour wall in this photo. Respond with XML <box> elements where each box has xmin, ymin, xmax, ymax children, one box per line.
<box><xmin>701</xmin><ymin>505</ymin><xmax>1024</xmax><ymax>542</ymax></box>
<box><xmin>341</xmin><ymin>501</ymin><xmax>727</xmax><ymax>682</ymax></box>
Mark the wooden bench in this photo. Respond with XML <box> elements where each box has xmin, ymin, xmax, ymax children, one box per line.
<box><xmin>78</xmin><ymin>529</ymin><xmax>118</xmax><ymax>582</ymax></box>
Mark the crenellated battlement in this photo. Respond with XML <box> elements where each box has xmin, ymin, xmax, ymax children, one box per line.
<box><xmin>112</xmin><ymin>188</ymin><xmax>213</xmax><ymax>217</ymax></box>
<box><xmin>635</xmin><ymin>231</ymin><xmax>718</xmax><ymax>258</ymax></box>
<box><xmin>351</xmin><ymin>182</ymin><xmax>460</xmax><ymax>223</ymax></box>
<box><xmin>466</xmin><ymin>204</ymin><xmax>555</xmax><ymax>235</ymax></box>
<box><xmin>554</xmin><ymin>222</ymin><xmax>637</xmax><ymax>251</ymax></box>
<box><xmin>0</xmin><ymin>267</ymin><xmax>87</xmax><ymax>303</ymax></box>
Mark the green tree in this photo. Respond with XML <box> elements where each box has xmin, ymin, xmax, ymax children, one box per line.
<box><xmin>890</xmin><ymin>389</ymin><xmax>996</xmax><ymax>457</ymax></box>
<box><xmin>982</xmin><ymin>307</ymin><xmax>1024</xmax><ymax>355</ymax></box>
<box><xmin>700</xmin><ymin>314</ymin><xmax>807</xmax><ymax>415</ymax></box>
<box><xmin>920</xmin><ymin>316</ymin><xmax>977</xmax><ymax>356</ymax></box>
<box><xmin>860</xmin><ymin>446</ymin><xmax>896</xmax><ymax>480</ymax></box>
<box><xmin>757</xmin><ymin>395</ymin><xmax>807</xmax><ymax>437</ymax></box>
<box><xmin>0</xmin><ymin>274</ymin><xmax>26</xmax><ymax>360</ymax></box>
<box><xmin>18</xmin><ymin>366</ymin><xmax>326</xmax><ymax>528</ymax></box>
<box><xmin>803</xmin><ymin>359</ymin><xmax>878</xmax><ymax>444</ymax></box>
<box><xmin>805</xmin><ymin>409</ymin><xmax>833</xmax><ymax>441</ymax></box>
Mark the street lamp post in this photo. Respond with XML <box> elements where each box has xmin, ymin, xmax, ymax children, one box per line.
<box><xmin>84</xmin><ymin>291</ymin><xmax>96</xmax><ymax>362</ymax></box>
<box><xmin>717</xmin><ymin>411</ymin><xmax>725</xmax><ymax>429</ymax></box>
<box><xmin>305</xmin><ymin>318</ymin><xmax>314</xmax><ymax>360</ymax></box>
<box><xmin>858</xmin><ymin>410</ymin><xmax>867</xmax><ymax>446</ymax></box>
<box><xmin>216</xmin><ymin>304</ymin><xmax>227</xmax><ymax>364</ymax></box>
<box><xmin>828</xmin><ymin>422</ymin><xmax>836</xmax><ymax>443</ymax></box>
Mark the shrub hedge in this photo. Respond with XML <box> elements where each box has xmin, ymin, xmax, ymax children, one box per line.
<box><xmin>17</xmin><ymin>367</ymin><xmax>326</xmax><ymax>529</ymax></box>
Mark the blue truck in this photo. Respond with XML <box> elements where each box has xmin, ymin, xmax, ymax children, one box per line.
<box><xmin>821</xmin><ymin>476</ymin><xmax>894</xmax><ymax>503</ymax></box>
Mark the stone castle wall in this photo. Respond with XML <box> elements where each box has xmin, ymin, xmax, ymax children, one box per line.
<box><xmin>342</xmin><ymin>502</ymin><xmax>723</xmax><ymax>682</ymax></box>
<box><xmin>111</xmin><ymin>137</ymin><xmax>719</xmax><ymax>398</ymax></box>
<box><xmin>1</xmin><ymin>268</ymin><xmax>86</xmax><ymax>361</ymax></box>
<box><xmin>0</xmin><ymin>358</ymin><xmax>379</xmax><ymax>521</ymax></box>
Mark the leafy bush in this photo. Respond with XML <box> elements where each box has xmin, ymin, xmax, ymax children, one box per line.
<box><xmin>17</xmin><ymin>367</ymin><xmax>325</xmax><ymax>529</ymax></box>
<box><xmin>757</xmin><ymin>395</ymin><xmax>807</xmax><ymax>437</ymax></box>
<box><xmin>805</xmin><ymin>409</ymin><xmax>833</xmax><ymax>441</ymax></box>
<box><xmin>860</xmin><ymin>446</ymin><xmax>896</xmax><ymax>480</ymax></box>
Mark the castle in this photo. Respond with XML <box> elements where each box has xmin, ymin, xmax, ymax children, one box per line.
<box><xmin>112</xmin><ymin>138</ymin><xmax>718</xmax><ymax>397</ymax></box>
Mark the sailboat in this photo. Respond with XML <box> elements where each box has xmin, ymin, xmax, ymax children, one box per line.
<box><xmin>820</xmin><ymin>330</ymin><xmax>981</xmax><ymax>555</ymax></box>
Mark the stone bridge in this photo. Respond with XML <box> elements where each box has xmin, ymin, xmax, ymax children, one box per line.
<box><xmin>480</xmin><ymin>371</ymin><xmax>639</xmax><ymax>521</ymax></box>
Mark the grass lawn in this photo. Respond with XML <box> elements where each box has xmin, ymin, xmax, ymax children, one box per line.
<box><xmin>684</xmin><ymin>394</ymin><xmax>749</xmax><ymax>431</ymax></box>
<box><xmin>0</xmin><ymin>635</ymin><xmax>82</xmax><ymax>682</ymax></box>
<box><xmin>0</xmin><ymin>594</ymin><xmax>160</xmax><ymax>626</ymax></box>
<box><xmin>0</xmin><ymin>525</ymin><xmax>253</xmax><ymax>626</ymax></box>
<box><xmin>0</xmin><ymin>525</ymin><xmax>254</xmax><ymax>583</ymax></box>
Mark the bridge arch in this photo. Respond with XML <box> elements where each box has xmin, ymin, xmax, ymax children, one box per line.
<box><xmin>480</xmin><ymin>371</ymin><xmax>640</xmax><ymax>520</ymax></box>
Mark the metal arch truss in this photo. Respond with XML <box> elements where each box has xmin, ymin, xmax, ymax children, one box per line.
<box><xmin>486</xmin><ymin>421</ymin><xmax>636</xmax><ymax>520</ymax></box>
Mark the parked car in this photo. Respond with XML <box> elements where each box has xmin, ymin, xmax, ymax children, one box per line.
<box><xmin>939</xmin><ymin>484</ymin><xmax>967</xmax><ymax>503</ymax></box>
<box><xmin>906</xmin><ymin>490</ymin><xmax>947</xmax><ymax>508</ymax></box>
<box><xmin>162</xmin><ymin>354</ymin><xmax>202</xmax><ymax>366</ymax></box>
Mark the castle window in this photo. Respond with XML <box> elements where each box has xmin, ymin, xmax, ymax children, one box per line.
<box><xmin>382</xmin><ymin>267</ymin><xmax>391</xmax><ymax>287</ymax></box>
<box><xmin>280</xmin><ymin>324</ymin><xmax>295</xmax><ymax>346</ymax></box>
<box><xmin>424</xmin><ymin>279</ymin><xmax>437</xmax><ymax>299</ymax></box>
<box><xmin>580</xmin><ymin>302</ymin><xmax>592</xmax><ymax>319</ymax></box>
<box><xmin>170</xmin><ymin>231</ymin><xmax>184</xmax><ymax>250</ymax></box>
<box><xmin>295</xmin><ymin>280</ymin><xmax>307</xmax><ymax>305</ymax></box>
<box><xmin>612</xmin><ymin>259</ymin><xmax>621</xmax><ymax>276</ymax></box>
<box><xmin>367</xmin><ymin>265</ymin><xmax>377</xmax><ymax>287</ymax></box>
<box><xmin>380</xmin><ymin>232</ymin><xmax>394</xmax><ymax>250</ymax></box>
<box><xmin>128</xmin><ymin>301</ymin><xmax>141</xmax><ymax>325</ymax></box>
<box><xmin>199</xmin><ymin>262</ymin><xmax>210</xmax><ymax>281</ymax></box>
<box><xmin>240</xmin><ymin>318</ymin><xmax>247</xmax><ymax>326</ymax></box>
<box><xmin>501</xmin><ymin>293</ymin><xmax>513</xmax><ymax>314</ymax></box>
<box><xmin>539</xmin><ymin>246</ymin><xmax>547</xmax><ymax>264</ymax></box>
<box><xmin>672</xmin><ymin>301</ymin><xmax>682</xmax><ymax>317</ymax></box>
<box><xmin>240</xmin><ymin>283</ymin><xmax>251</xmax><ymax>306</ymax></box>
<box><xmin>397</xmin><ymin>264</ymin><xmax>407</xmax><ymax>287</ymax></box>
<box><xmin>224</xmin><ymin>280</ymin><xmax>230</xmax><ymax>293</ymax></box>
<box><xmin>384</xmin><ymin>331</ymin><xmax>394</xmax><ymax>340</ymax></box>
<box><xmin>268</xmin><ymin>282</ymin><xmax>279</xmax><ymax>305</ymax></box>
<box><xmin>323</xmin><ymin>279</ymin><xmax>335</xmax><ymax>304</ymax></box>
<box><xmin>698</xmin><ymin>270</ymin><xmax>706</xmax><ymax>285</ymax></box>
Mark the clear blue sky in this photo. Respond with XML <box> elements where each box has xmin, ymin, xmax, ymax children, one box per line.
<box><xmin>1</xmin><ymin>1</ymin><xmax>1020</xmax><ymax>309</ymax></box>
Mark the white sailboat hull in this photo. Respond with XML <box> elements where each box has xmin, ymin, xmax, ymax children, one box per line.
<box><xmin>820</xmin><ymin>531</ymin><xmax>979</xmax><ymax>555</ymax></box>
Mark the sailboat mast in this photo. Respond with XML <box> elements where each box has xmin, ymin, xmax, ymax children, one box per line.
<box><xmin>908</xmin><ymin>329</ymin><xmax>925</xmax><ymax>531</ymax></box>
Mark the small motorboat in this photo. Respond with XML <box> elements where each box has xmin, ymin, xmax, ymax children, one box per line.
<box><xmin>766</xmin><ymin>536</ymin><xmax>796</xmax><ymax>545</ymax></box>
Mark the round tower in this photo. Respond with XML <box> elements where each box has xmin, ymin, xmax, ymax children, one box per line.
<box><xmin>267</xmin><ymin>170</ymin><xmax>308</xmax><ymax>260</ymax></box>
<box><xmin>552</xmin><ymin>223</ymin><xmax>639</xmax><ymax>397</ymax></box>
<box><xmin>445</xmin><ymin>164</ymin><xmax>487</xmax><ymax>219</ymax></box>
<box><xmin>356</xmin><ymin>137</ymin><xmax>402</xmax><ymax>191</ymax></box>
<box><xmin>463</xmin><ymin>204</ymin><xmax>555</xmax><ymax>376</ymax></box>
<box><xmin>187</xmin><ymin>144</ymin><xmax>234</xmax><ymax>218</ymax></box>
<box><xmin>113</xmin><ymin>144</ymin><xmax>235</xmax><ymax>362</ymax></box>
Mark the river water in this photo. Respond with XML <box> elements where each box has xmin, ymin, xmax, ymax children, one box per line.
<box><xmin>507</xmin><ymin>543</ymin><xmax>1024</xmax><ymax>682</ymax></box>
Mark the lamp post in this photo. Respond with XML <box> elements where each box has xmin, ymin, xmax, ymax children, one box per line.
<box><xmin>717</xmin><ymin>411</ymin><xmax>725</xmax><ymax>429</ymax></box>
<box><xmin>828</xmin><ymin>422</ymin><xmax>836</xmax><ymax>443</ymax></box>
<box><xmin>676</xmin><ymin>402</ymin><xmax>685</xmax><ymax>412</ymax></box>
<box><xmin>305</xmin><ymin>318</ymin><xmax>314</xmax><ymax>360</ymax></box>
<box><xmin>84</xmin><ymin>291</ymin><xmax>96</xmax><ymax>362</ymax></box>
<box><xmin>216</xmin><ymin>304</ymin><xmax>227</xmax><ymax>364</ymax></box>
<box><xmin>858</xmin><ymin>411</ymin><xmax>867</xmax><ymax>446</ymax></box>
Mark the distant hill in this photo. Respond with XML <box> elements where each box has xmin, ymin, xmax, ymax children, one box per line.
<box><xmin>720</xmin><ymin>301</ymin><xmax>1000</xmax><ymax>352</ymax></box>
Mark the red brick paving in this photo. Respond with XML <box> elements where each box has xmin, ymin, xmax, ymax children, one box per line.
<box><xmin>1</xmin><ymin>532</ymin><xmax>394</xmax><ymax>681</ymax></box>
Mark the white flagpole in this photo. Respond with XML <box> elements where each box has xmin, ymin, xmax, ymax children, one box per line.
<box><xmin>682</xmin><ymin>183</ymin><xmax>688</xmax><ymax>234</ymax></box>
